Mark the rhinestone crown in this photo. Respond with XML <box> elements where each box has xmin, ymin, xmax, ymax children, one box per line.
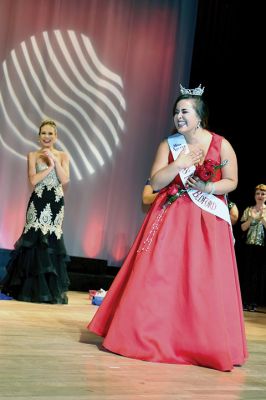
<box><xmin>180</xmin><ymin>84</ymin><xmax>204</xmax><ymax>96</ymax></box>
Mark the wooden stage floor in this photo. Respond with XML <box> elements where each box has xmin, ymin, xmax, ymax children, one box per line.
<box><xmin>0</xmin><ymin>291</ymin><xmax>266</xmax><ymax>400</ymax></box>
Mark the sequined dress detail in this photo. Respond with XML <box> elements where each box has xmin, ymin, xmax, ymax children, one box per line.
<box><xmin>239</xmin><ymin>207</ymin><xmax>266</xmax><ymax>306</ymax></box>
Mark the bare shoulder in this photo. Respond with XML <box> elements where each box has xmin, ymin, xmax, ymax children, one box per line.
<box><xmin>57</xmin><ymin>150</ymin><xmax>69</xmax><ymax>161</ymax></box>
<box><xmin>153</xmin><ymin>139</ymin><xmax>170</xmax><ymax>163</ymax></box>
<box><xmin>27</xmin><ymin>151</ymin><xmax>38</xmax><ymax>161</ymax></box>
<box><xmin>150</xmin><ymin>139</ymin><xmax>170</xmax><ymax>177</ymax></box>
<box><xmin>220</xmin><ymin>137</ymin><xmax>238</xmax><ymax>183</ymax></box>
<box><xmin>157</xmin><ymin>138</ymin><xmax>170</xmax><ymax>154</ymax></box>
<box><xmin>220</xmin><ymin>137</ymin><xmax>237</xmax><ymax>159</ymax></box>
<box><xmin>221</xmin><ymin>137</ymin><xmax>235</xmax><ymax>152</ymax></box>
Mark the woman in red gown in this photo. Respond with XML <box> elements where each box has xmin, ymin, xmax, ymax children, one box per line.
<box><xmin>88</xmin><ymin>85</ymin><xmax>248</xmax><ymax>371</ymax></box>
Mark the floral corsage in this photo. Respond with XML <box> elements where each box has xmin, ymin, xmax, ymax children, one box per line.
<box><xmin>163</xmin><ymin>159</ymin><xmax>228</xmax><ymax>209</ymax></box>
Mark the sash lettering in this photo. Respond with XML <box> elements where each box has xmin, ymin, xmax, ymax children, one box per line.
<box><xmin>167</xmin><ymin>134</ymin><xmax>231</xmax><ymax>225</ymax></box>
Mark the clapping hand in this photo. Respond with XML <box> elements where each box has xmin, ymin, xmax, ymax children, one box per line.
<box><xmin>42</xmin><ymin>150</ymin><xmax>55</xmax><ymax>168</ymax></box>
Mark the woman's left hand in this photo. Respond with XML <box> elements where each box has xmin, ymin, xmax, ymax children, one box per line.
<box><xmin>42</xmin><ymin>150</ymin><xmax>55</xmax><ymax>160</ymax></box>
<box><xmin>186</xmin><ymin>176</ymin><xmax>206</xmax><ymax>192</ymax></box>
<box><xmin>42</xmin><ymin>150</ymin><xmax>57</xmax><ymax>168</ymax></box>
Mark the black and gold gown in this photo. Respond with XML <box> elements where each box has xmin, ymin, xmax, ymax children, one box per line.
<box><xmin>0</xmin><ymin>163</ymin><xmax>70</xmax><ymax>303</ymax></box>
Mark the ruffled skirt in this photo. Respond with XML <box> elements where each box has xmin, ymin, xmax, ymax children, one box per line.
<box><xmin>1</xmin><ymin>229</ymin><xmax>70</xmax><ymax>304</ymax></box>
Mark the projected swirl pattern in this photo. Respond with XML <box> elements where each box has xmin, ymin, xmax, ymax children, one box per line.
<box><xmin>0</xmin><ymin>30</ymin><xmax>126</xmax><ymax>180</ymax></box>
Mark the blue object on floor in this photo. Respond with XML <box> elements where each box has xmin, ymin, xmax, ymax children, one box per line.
<box><xmin>92</xmin><ymin>296</ymin><xmax>103</xmax><ymax>306</ymax></box>
<box><xmin>0</xmin><ymin>293</ymin><xmax>13</xmax><ymax>300</ymax></box>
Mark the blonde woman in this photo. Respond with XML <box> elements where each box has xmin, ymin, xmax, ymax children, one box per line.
<box><xmin>1</xmin><ymin>120</ymin><xmax>70</xmax><ymax>304</ymax></box>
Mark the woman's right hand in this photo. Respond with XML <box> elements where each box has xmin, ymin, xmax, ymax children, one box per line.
<box><xmin>48</xmin><ymin>157</ymin><xmax>55</xmax><ymax>168</ymax></box>
<box><xmin>175</xmin><ymin>147</ymin><xmax>203</xmax><ymax>170</ymax></box>
<box><xmin>42</xmin><ymin>150</ymin><xmax>55</xmax><ymax>168</ymax></box>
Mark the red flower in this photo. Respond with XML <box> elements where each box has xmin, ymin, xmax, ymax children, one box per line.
<box><xmin>162</xmin><ymin>159</ymin><xmax>227</xmax><ymax>210</ymax></box>
<box><xmin>167</xmin><ymin>185</ymin><xmax>179</xmax><ymax>196</ymax></box>
<box><xmin>194</xmin><ymin>159</ymin><xmax>225</xmax><ymax>182</ymax></box>
<box><xmin>163</xmin><ymin>184</ymin><xmax>186</xmax><ymax>209</ymax></box>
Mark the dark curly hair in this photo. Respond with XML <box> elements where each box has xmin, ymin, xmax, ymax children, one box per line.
<box><xmin>172</xmin><ymin>94</ymin><xmax>209</xmax><ymax>129</ymax></box>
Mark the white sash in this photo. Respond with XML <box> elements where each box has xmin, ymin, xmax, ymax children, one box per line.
<box><xmin>167</xmin><ymin>133</ymin><xmax>231</xmax><ymax>225</ymax></box>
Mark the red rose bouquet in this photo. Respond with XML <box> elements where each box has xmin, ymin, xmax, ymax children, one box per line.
<box><xmin>163</xmin><ymin>159</ymin><xmax>228</xmax><ymax>209</ymax></box>
<box><xmin>138</xmin><ymin>159</ymin><xmax>228</xmax><ymax>253</ymax></box>
<box><xmin>194</xmin><ymin>159</ymin><xmax>227</xmax><ymax>182</ymax></box>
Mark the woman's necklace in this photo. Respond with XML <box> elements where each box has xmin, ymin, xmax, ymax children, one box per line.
<box><xmin>254</xmin><ymin>204</ymin><xmax>265</xmax><ymax>212</ymax></box>
<box><xmin>253</xmin><ymin>205</ymin><xmax>266</xmax><ymax>218</ymax></box>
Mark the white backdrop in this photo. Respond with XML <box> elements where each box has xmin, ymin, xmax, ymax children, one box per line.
<box><xmin>0</xmin><ymin>0</ymin><xmax>198</xmax><ymax>265</ymax></box>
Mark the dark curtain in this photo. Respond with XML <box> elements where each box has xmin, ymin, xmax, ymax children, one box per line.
<box><xmin>189</xmin><ymin>0</ymin><xmax>264</xmax><ymax>212</ymax></box>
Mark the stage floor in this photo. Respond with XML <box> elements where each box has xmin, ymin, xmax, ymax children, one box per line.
<box><xmin>0</xmin><ymin>291</ymin><xmax>265</xmax><ymax>399</ymax></box>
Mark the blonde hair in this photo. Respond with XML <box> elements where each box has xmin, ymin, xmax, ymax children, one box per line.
<box><xmin>39</xmin><ymin>119</ymin><xmax>57</xmax><ymax>135</ymax></box>
<box><xmin>255</xmin><ymin>184</ymin><xmax>266</xmax><ymax>192</ymax></box>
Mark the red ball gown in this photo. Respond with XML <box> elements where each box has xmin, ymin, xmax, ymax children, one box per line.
<box><xmin>88</xmin><ymin>133</ymin><xmax>248</xmax><ymax>371</ymax></box>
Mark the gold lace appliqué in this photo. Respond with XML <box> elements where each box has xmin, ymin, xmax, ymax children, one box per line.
<box><xmin>35</xmin><ymin>165</ymin><xmax>63</xmax><ymax>202</ymax></box>
<box><xmin>24</xmin><ymin>202</ymin><xmax>64</xmax><ymax>239</ymax></box>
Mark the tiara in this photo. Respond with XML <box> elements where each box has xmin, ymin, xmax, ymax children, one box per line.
<box><xmin>180</xmin><ymin>84</ymin><xmax>204</xmax><ymax>96</ymax></box>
